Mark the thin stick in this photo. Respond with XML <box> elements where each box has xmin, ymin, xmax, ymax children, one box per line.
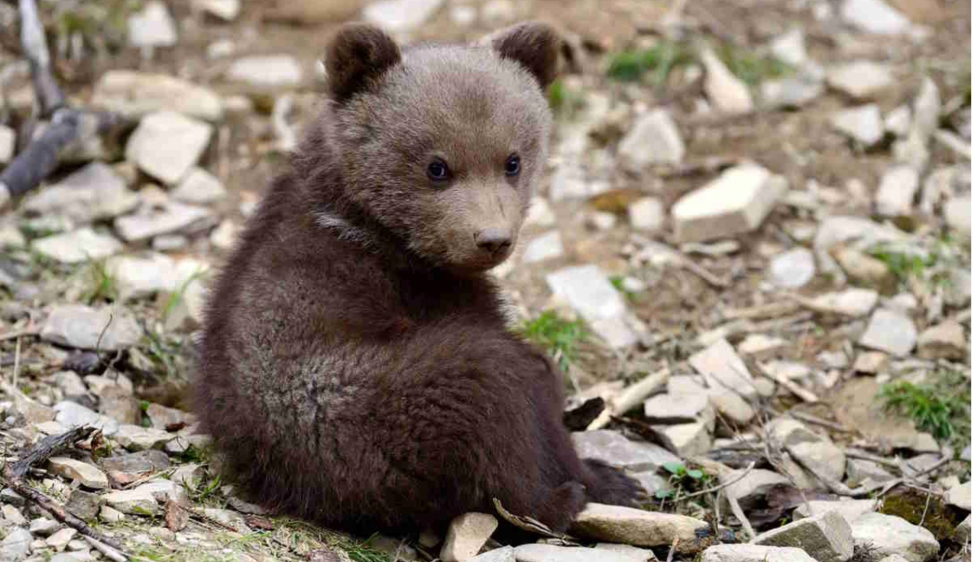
<box><xmin>918</xmin><ymin>492</ymin><xmax>932</xmax><ymax>527</ymax></box>
<box><xmin>727</xmin><ymin>494</ymin><xmax>755</xmax><ymax>541</ymax></box>
<box><xmin>679</xmin><ymin>462</ymin><xmax>756</xmax><ymax>501</ymax></box>
<box><xmin>83</xmin><ymin>536</ymin><xmax>127</xmax><ymax>562</ymax></box>
<box><xmin>12</xmin><ymin>335</ymin><xmax>21</xmax><ymax>388</ymax></box>
<box><xmin>844</xmin><ymin>450</ymin><xmax>901</xmax><ymax>469</ymax></box>
<box><xmin>666</xmin><ymin>538</ymin><xmax>680</xmax><ymax>562</ymax></box>
<box><xmin>0</xmin><ymin>328</ymin><xmax>37</xmax><ymax>341</ymax></box>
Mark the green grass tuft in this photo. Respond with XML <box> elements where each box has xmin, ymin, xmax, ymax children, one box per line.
<box><xmin>716</xmin><ymin>44</ymin><xmax>792</xmax><ymax>86</ymax></box>
<box><xmin>868</xmin><ymin>246</ymin><xmax>937</xmax><ymax>284</ymax></box>
<box><xmin>606</xmin><ymin>41</ymin><xmax>695</xmax><ymax>84</ymax></box>
<box><xmin>879</xmin><ymin>370</ymin><xmax>971</xmax><ymax>446</ymax></box>
<box><xmin>520</xmin><ymin>311</ymin><xmax>587</xmax><ymax>370</ymax></box>
<box><xmin>81</xmin><ymin>258</ymin><xmax>118</xmax><ymax>304</ymax></box>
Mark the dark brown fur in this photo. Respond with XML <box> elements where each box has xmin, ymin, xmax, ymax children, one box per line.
<box><xmin>194</xmin><ymin>21</ymin><xmax>642</xmax><ymax>535</ymax></box>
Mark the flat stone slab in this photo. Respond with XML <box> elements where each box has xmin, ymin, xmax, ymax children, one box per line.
<box><xmin>47</xmin><ymin>457</ymin><xmax>109</xmax><ymax>490</ymax></box>
<box><xmin>618</xmin><ymin>110</ymin><xmax>685</xmax><ymax>171</ymax></box>
<box><xmin>689</xmin><ymin>338</ymin><xmax>757</xmax><ymax>399</ymax></box>
<box><xmin>831</xmin><ymin>105</ymin><xmax>884</xmax><ymax>146</ymax></box>
<box><xmin>227</xmin><ymin>55</ymin><xmax>303</xmax><ymax>88</ymax></box>
<box><xmin>170</xmin><ymin>167</ymin><xmax>227</xmax><ymax>204</ymax></box>
<box><xmin>91</xmin><ymin>70</ymin><xmax>224</xmax><ymax>121</ymax></box>
<box><xmin>41</xmin><ymin>305</ymin><xmax>143</xmax><ymax>351</ymax></box>
<box><xmin>570</xmin><ymin>503</ymin><xmax>709</xmax><ymax>553</ymax></box>
<box><xmin>514</xmin><ymin>544</ymin><xmax>649</xmax><ymax>562</ymax></box>
<box><xmin>114</xmin><ymin>202</ymin><xmax>213</xmax><ymax>242</ymax></box>
<box><xmin>441</xmin><ymin>512</ymin><xmax>498</xmax><ymax>562</ymax></box>
<box><xmin>103</xmin><ymin>488</ymin><xmax>160</xmax><ymax>516</ymax></box>
<box><xmin>805</xmin><ymin>288</ymin><xmax>879</xmax><ymax>317</ymax></box>
<box><xmin>546</xmin><ymin>265</ymin><xmax>638</xmax><ymax>349</ymax></box>
<box><xmin>753</xmin><ymin>510</ymin><xmax>854</xmax><ymax>562</ymax></box>
<box><xmin>672</xmin><ymin>164</ymin><xmax>786</xmax><ymax>243</ymax></box>
<box><xmin>840</xmin><ymin>0</ymin><xmax>912</xmax><ymax>35</ymax></box>
<box><xmin>702</xmin><ymin>544</ymin><xmax>816</xmax><ymax>562</ymax></box>
<box><xmin>522</xmin><ymin>231</ymin><xmax>563</xmax><ymax>264</ymax></box>
<box><xmin>875</xmin><ymin>166</ymin><xmax>920</xmax><ymax>217</ymax></box>
<box><xmin>793</xmin><ymin>500</ymin><xmax>879</xmax><ymax>523</ymax></box>
<box><xmin>23</xmin><ymin>162</ymin><xmax>138</xmax><ymax>224</ymax></box>
<box><xmin>125</xmin><ymin>111</ymin><xmax>213</xmax><ymax>185</ymax></box>
<box><xmin>827</xmin><ymin>61</ymin><xmax>893</xmax><ymax>100</ymax></box>
<box><xmin>860</xmin><ymin>308</ymin><xmax>917</xmax><ymax>357</ymax></box>
<box><xmin>850</xmin><ymin>513</ymin><xmax>939</xmax><ymax>562</ymax></box>
<box><xmin>571</xmin><ymin>430</ymin><xmax>679</xmax><ymax>472</ymax></box>
<box><xmin>31</xmin><ymin>228</ymin><xmax>123</xmax><ymax>264</ymax></box>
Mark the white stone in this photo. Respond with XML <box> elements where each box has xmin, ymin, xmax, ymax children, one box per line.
<box><xmin>114</xmin><ymin>201</ymin><xmax>213</xmax><ymax>242</ymax></box>
<box><xmin>125</xmin><ymin>111</ymin><xmax>213</xmax><ymax>185</ymax></box>
<box><xmin>618</xmin><ymin>110</ymin><xmax>685</xmax><ymax>172</ymax></box>
<box><xmin>481</xmin><ymin>0</ymin><xmax>516</xmax><ymax>23</ymax></box>
<box><xmin>441</xmin><ymin>513</ymin><xmax>498</xmax><ymax>562</ymax></box>
<box><xmin>850</xmin><ymin>513</ymin><xmax>939</xmax><ymax>562</ymax></box>
<box><xmin>813</xmin><ymin>216</ymin><xmax>906</xmax><ymax>277</ymax></box>
<box><xmin>41</xmin><ymin>305</ymin><xmax>143</xmax><ymax>351</ymax></box>
<box><xmin>228</xmin><ymin>55</ymin><xmax>303</xmax><ymax>88</ymax></box>
<box><xmin>102</xmin><ymin>488</ymin><xmax>160</xmax><ymax>516</ymax></box>
<box><xmin>31</xmin><ymin>228</ymin><xmax>123</xmax><ymax>264</ymax></box>
<box><xmin>643</xmin><ymin>392</ymin><xmax>713</xmax><ymax>428</ymax></box>
<box><xmin>793</xmin><ymin>500</ymin><xmax>879</xmax><ymax>523</ymax></box>
<box><xmin>92</xmin><ymin>71</ymin><xmax>224</xmax><ymax>122</ymax></box>
<box><xmin>588</xmin><ymin>212</ymin><xmax>617</xmax><ymax>231</ymax></box>
<box><xmin>1</xmin><ymin>528</ymin><xmax>32</xmax><ymax>561</ymax></box>
<box><xmin>875</xmin><ymin>166</ymin><xmax>920</xmax><ymax>217</ymax></box>
<box><xmin>739</xmin><ymin>334</ymin><xmax>789</xmax><ymax>360</ymax></box>
<box><xmin>29</xmin><ymin>518</ymin><xmax>59</xmax><ymax>535</ymax></box>
<box><xmin>0</xmin><ymin>125</ymin><xmax>15</xmax><ymax>164</ymax></box>
<box><xmin>827</xmin><ymin>61</ymin><xmax>892</xmax><ymax>100</ymax></box>
<box><xmin>946</xmin><ymin>480</ymin><xmax>971</xmax><ymax>511</ymax></box>
<box><xmin>945</xmin><ymin>195</ymin><xmax>971</xmax><ymax>236</ymax></box>
<box><xmin>702</xmin><ymin>544</ymin><xmax>816</xmax><ymax>562</ymax></box>
<box><xmin>840</xmin><ymin>0</ymin><xmax>912</xmax><ymax>35</ymax></box>
<box><xmin>571</xmin><ymin>504</ymin><xmax>708</xmax><ymax>551</ymax></box>
<box><xmin>761</xmin><ymin>77</ymin><xmax>824</xmax><ymax>109</ymax></box>
<box><xmin>524</xmin><ymin>198</ymin><xmax>555</xmax><ymax>228</ymax></box>
<box><xmin>47</xmin><ymin>458</ymin><xmax>108</xmax><ymax>490</ymax></box>
<box><xmin>24</xmin><ymin>163</ymin><xmax>138</xmax><ymax>224</ymax></box>
<box><xmin>768</xmin><ymin>247</ymin><xmax>816</xmax><ymax>288</ymax></box>
<box><xmin>114</xmin><ymin>424</ymin><xmax>172</xmax><ymax>451</ymax></box>
<box><xmin>860</xmin><ymin>308</ymin><xmax>917</xmax><ymax>357</ymax></box>
<box><xmin>724</xmin><ymin>469</ymin><xmax>792</xmax><ymax>504</ymax></box>
<box><xmin>571</xmin><ymin>430</ymin><xmax>679</xmax><ymax>472</ymax></box>
<box><xmin>769</xmin><ymin>28</ymin><xmax>807</xmax><ymax>67</ymax></box>
<box><xmin>654</xmin><ymin>421</ymin><xmax>711</xmax><ymax>457</ymax></box>
<box><xmin>363</xmin><ymin>0</ymin><xmax>445</xmax><ymax>32</ymax></box>
<box><xmin>628</xmin><ymin>197</ymin><xmax>665</xmax><ymax>233</ymax></box>
<box><xmin>194</xmin><ymin>0</ymin><xmax>240</xmax><ymax>21</ymax></box>
<box><xmin>672</xmin><ymin>164</ymin><xmax>786</xmax><ymax>243</ymax></box>
<box><xmin>128</xmin><ymin>1</ymin><xmax>177</xmax><ymax>48</ymax></box>
<box><xmin>885</xmin><ymin>106</ymin><xmax>912</xmax><ymax>137</ymax></box>
<box><xmin>514</xmin><ymin>544</ymin><xmax>647</xmax><ymax>562</ymax></box>
<box><xmin>2</xmin><ymin>505</ymin><xmax>27</xmax><ymax>525</ymax></box>
<box><xmin>700</xmin><ymin>48</ymin><xmax>753</xmax><ymax>114</ymax></box>
<box><xmin>911</xmin><ymin>77</ymin><xmax>940</xmax><ymax>142</ymax></box>
<box><xmin>170</xmin><ymin>168</ymin><xmax>226</xmax><ymax>204</ymax></box>
<box><xmin>45</xmin><ymin>528</ymin><xmax>77</xmax><ymax>551</ymax></box>
<box><xmin>546</xmin><ymin>265</ymin><xmax>626</xmax><ymax>327</ymax></box>
<box><xmin>523</xmin><ymin>231</ymin><xmax>563</xmax><ymax>264</ymax></box>
<box><xmin>917</xmin><ymin>322</ymin><xmax>966</xmax><ymax>360</ymax></box>
<box><xmin>53</xmin><ymin>401</ymin><xmax>119</xmax><ymax>435</ymax></box>
<box><xmin>753</xmin><ymin>511</ymin><xmax>854</xmax><ymax>562</ymax></box>
<box><xmin>831</xmin><ymin>105</ymin><xmax>884</xmax><ymax>146</ymax></box>
<box><xmin>771</xmin><ymin>418</ymin><xmax>847</xmax><ymax>483</ymax></box>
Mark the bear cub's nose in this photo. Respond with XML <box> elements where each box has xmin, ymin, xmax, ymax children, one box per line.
<box><xmin>475</xmin><ymin>228</ymin><xmax>512</xmax><ymax>255</ymax></box>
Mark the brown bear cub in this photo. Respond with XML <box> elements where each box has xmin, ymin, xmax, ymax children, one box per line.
<box><xmin>195</xmin><ymin>21</ymin><xmax>643</xmax><ymax>534</ymax></box>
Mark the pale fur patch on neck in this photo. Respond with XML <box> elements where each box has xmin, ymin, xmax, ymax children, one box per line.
<box><xmin>315</xmin><ymin>210</ymin><xmax>376</xmax><ymax>249</ymax></box>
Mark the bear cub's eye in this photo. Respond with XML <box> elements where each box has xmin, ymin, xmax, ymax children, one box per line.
<box><xmin>427</xmin><ymin>159</ymin><xmax>450</xmax><ymax>183</ymax></box>
<box><xmin>505</xmin><ymin>154</ymin><xmax>521</xmax><ymax>177</ymax></box>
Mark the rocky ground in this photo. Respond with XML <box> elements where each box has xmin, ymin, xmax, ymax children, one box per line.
<box><xmin>0</xmin><ymin>0</ymin><xmax>970</xmax><ymax>561</ymax></box>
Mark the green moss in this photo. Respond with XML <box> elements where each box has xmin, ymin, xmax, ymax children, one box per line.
<box><xmin>716</xmin><ymin>44</ymin><xmax>792</xmax><ymax>86</ymax></box>
<box><xmin>879</xmin><ymin>490</ymin><xmax>960</xmax><ymax>541</ymax></box>
<box><xmin>606</xmin><ymin>41</ymin><xmax>695</xmax><ymax>84</ymax></box>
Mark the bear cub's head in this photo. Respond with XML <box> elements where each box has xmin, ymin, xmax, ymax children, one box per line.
<box><xmin>321</xmin><ymin>21</ymin><xmax>560</xmax><ymax>272</ymax></box>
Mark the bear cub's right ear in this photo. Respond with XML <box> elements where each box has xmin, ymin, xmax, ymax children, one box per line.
<box><xmin>324</xmin><ymin>23</ymin><xmax>402</xmax><ymax>103</ymax></box>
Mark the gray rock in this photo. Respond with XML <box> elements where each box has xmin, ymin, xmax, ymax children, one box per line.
<box><xmin>194</xmin><ymin>0</ymin><xmax>240</xmax><ymax>21</ymax></box>
<box><xmin>522</xmin><ymin>231</ymin><xmax>563</xmax><ymax>264</ymax></box>
<box><xmin>571</xmin><ymin>430</ymin><xmax>679</xmax><ymax>472</ymax></box>
<box><xmin>28</xmin><ymin>518</ymin><xmax>59</xmax><ymax>536</ymax></box>
<box><xmin>524</xmin><ymin>198</ymin><xmax>555</xmax><ymax>228</ymax></box>
<box><xmin>201</xmin><ymin>508</ymin><xmax>250</xmax><ymax>533</ymax></box>
<box><xmin>832</xmin><ymin>247</ymin><xmax>895</xmax><ymax>293</ymax></box>
<box><xmin>807</xmin><ymin>288</ymin><xmax>879</xmax><ymax>317</ymax></box>
<box><xmin>831</xmin><ymin>105</ymin><xmax>884</xmax><ymax>146</ymax></box>
<box><xmin>945</xmin><ymin>195</ymin><xmax>971</xmax><ymax>236</ymax></box>
<box><xmin>845</xmin><ymin>458</ymin><xmax>895</xmax><ymax>486</ymax></box>
<box><xmin>145</xmin><ymin>403</ymin><xmax>194</xmax><ymax>431</ymax></box>
<box><xmin>911</xmin><ymin>78</ymin><xmax>941</xmax><ymax>142</ymax></box>
<box><xmin>128</xmin><ymin>0</ymin><xmax>177</xmax><ymax>47</ymax></box>
<box><xmin>470</xmin><ymin>548</ymin><xmax>514</xmax><ymax>562</ymax></box>
<box><xmin>227</xmin><ymin>55</ymin><xmax>303</xmax><ymax>88</ymax></box>
<box><xmin>101</xmin><ymin>450</ymin><xmax>170</xmax><ymax>481</ymax></box>
<box><xmin>643</xmin><ymin>392</ymin><xmax>714</xmax><ymax>428</ymax></box>
<box><xmin>594</xmin><ymin>543</ymin><xmax>657</xmax><ymax>561</ymax></box>
<box><xmin>769</xmin><ymin>28</ymin><xmax>807</xmax><ymax>67</ymax></box>
<box><xmin>2</xmin><ymin>505</ymin><xmax>27</xmax><ymax>526</ymax></box>
<box><xmin>724</xmin><ymin>469</ymin><xmax>792</xmax><ymax>504</ymax></box>
<box><xmin>55</xmin><ymin>371</ymin><xmax>87</xmax><ymax>398</ymax></box>
<box><xmin>669</xmin><ymin>375</ymin><xmax>756</xmax><ymax>425</ymax></box>
<box><xmin>514</xmin><ymin>544</ymin><xmax>646</xmax><ymax>562</ymax></box>
<box><xmin>628</xmin><ymin>197</ymin><xmax>665</xmax><ymax>233</ymax></box>
<box><xmin>570</xmin><ymin>503</ymin><xmax>709</xmax><ymax>552</ymax></box>
<box><xmin>47</xmin><ymin>458</ymin><xmax>108</xmax><ymax>490</ymax></box>
<box><xmin>840</xmin><ymin>0</ymin><xmax>912</xmax><ymax>35</ymax></box>
<box><xmin>768</xmin><ymin>248</ymin><xmax>816</xmax><ymax>288</ymax></box>
<box><xmin>794</xmin><ymin>500</ymin><xmax>878</xmax><ymax>524</ymax></box>
<box><xmin>113</xmin><ymin>424</ymin><xmax>171</xmax><ymax>451</ymax></box>
<box><xmin>114</xmin><ymin>202</ymin><xmax>213</xmax><ymax>242</ymax></box>
<box><xmin>362</xmin><ymin>0</ymin><xmax>444</xmax><ymax>32</ymax></box>
<box><xmin>654</xmin><ymin>421</ymin><xmax>711</xmax><ymax>457</ymax></box>
<box><xmin>125</xmin><ymin>111</ymin><xmax>213</xmax><ymax>185</ymax></box>
<box><xmin>23</xmin><ymin>163</ymin><xmax>138</xmax><ymax>224</ymax></box>
<box><xmin>850</xmin><ymin>513</ymin><xmax>939</xmax><ymax>562</ymax></box>
<box><xmin>753</xmin><ymin>510</ymin><xmax>854</xmax><ymax>562</ymax></box>
<box><xmin>45</xmin><ymin>527</ymin><xmax>77</xmax><ymax>551</ymax></box>
<box><xmin>172</xmin><ymin>167</ymin><xmax>226</xmax><ymax>204</ymax></box>
<box><xmin>827</xmin><ymin>62</ymin><xmax>892</xmax><ymax>100</ymax></box>
<box><xmin>947</xmin><ymin>481</ymin><xmax>971</xmax><ymax>511</ymax></box>
<box><xmin>700</xmin><ymin>48</ymin><xmax>753</xmax><ymax>114</ymax></box>
<box><xmin>885</xmin><ymin>106</ymin><xmax>912</xmax><ymax>137</ymax></box>
<box><xmin>441</xmin><ymin>512</ymin><xmax>498</xmax><ymax>562</ymax></box>
<box><xmin>31</xmin><ymin>228</ymin><xmax>123</xmax><ymax>264</ymax></box>
<box><xmin>875</xmin><ymin>166</ymin><xmax>920</xmax><ymax>217</ymax></box>
<box><xmin>1</xmin><ymin>528</ymin><xmax>32</xmax><ymax>561</ymax></box>
<box><xmin>65</xmin><ymin>490</ymin><xmax>103</xmax><ymax>521</ymax></box>
<box><xmin>53</xmin><ymin>401</ymin><xmax>118</xmax><ymax>435</ymax></box>
<box><xmin>814</xmin><ymin>216</ymin><xmax>906</xmax><ymax>277</ymax></box>
<box><xmin>702</xmin><ymin>545</ymin><xmax>816</xmax><ymax>562</ymax></box>
<box><xmin>771</xmin><ymin>418</ymin><xmax>846</xmax><ymax>483</ymax></box>
<box><xmin>618</xmin><ymin>110</ymin><xmax>684</xmax><ymax>172</ymax></box>
<box><xmin>41</xmin><ymin>305</ymin><xmax>142</xmax><ymax>352</ymax></box>
<box><xmin>91</xmin><ymin>71</ymin><xmax>224</xmax><ymax>121</ymax></box>
<box><xmin>102</xmin><ymin>488</ymin><xmax>159</xmax><ymax>516</ymax></box>
<box><xmin>672</xmin><ymin>164</ymin><xmax>786</xmax><ymax>243</ymax></box>
<box><xmin>546</xmin><ymin>265</ymin><xmax>637</xmax><ymax>349</ymax></box>
<box><xmin>105</xmin><ymin>254</ymin><xmax>175</xmax><ymax>302</ymax></box>
<box><xmin>739</xmin><ymin>334</ymin><xmax>789</xmax><ymax>360</ymax></box>
<box><xmin>860</xmin><ymin>309</ymin><xmax>917</xmax><ymax>357</ymax></box>
<box><xmin>689</xmin><ymin>339</ymin><xmax>757</xmax><ymax>399</ymax></box>
<box><xmin>956</xmin><ymin>515</ymin><xmax>970</xmax><ymax>543</ymax></box>
<box><xmin>916</xmin><ymin>322</ymin><xmax>966</xmax><ymax>360</ymax></box>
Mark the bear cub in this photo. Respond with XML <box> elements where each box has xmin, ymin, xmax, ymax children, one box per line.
<box><xmin>195</xmin><ymin>21</ymin><xmax>643</xmax><ymax>534</ymax></box>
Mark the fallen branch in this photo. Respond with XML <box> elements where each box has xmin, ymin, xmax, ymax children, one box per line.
<box><xmin>2</xmin><ymin>426</ymin><xmax>131</xmax><ymax>559</ymax></box>
<box><xmin>789</xmin><ymin>452</ymin><xmax>949</xmax><ymax>499</ymax></box>
<box><xmin>679</xmin><ymin>462</ymin><xmax>756</xmax><ymax>501</ymax></box>
<box><xmin>727</xmin><ymin>494</ymin><xmax>755</xmax><ymax>541</ymax></box>
<box><xmin>587</xmin><ymin>367</ymin><xmax>669</xmax><ymax>430</ymax></box>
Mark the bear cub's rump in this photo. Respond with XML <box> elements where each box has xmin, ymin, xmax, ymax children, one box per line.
<box><xmin>194</xmin><ymin>21</ymin><xmax>643</xmax><ymax>534</ymax></box>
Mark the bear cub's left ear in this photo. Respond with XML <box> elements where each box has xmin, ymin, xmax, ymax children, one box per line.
<box><xmin>482</xmin><ymin>21</ymin><xmax>561</xmax><ymax>89</ymax></box>
<box><xmin>324</xmin><ymin>23</ymin><xmax>402</xmax><ymax>103</ymax></box>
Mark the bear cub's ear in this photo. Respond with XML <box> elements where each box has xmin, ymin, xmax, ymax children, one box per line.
<box><xmin>324</xmin><ymin>23</ymin><xmax>402</xmax><ymax>102</ymax></box>
<box><xmin>483</xmin><ymin>21</ymin><xmax>561</xmax><ymax>89</ymax></box>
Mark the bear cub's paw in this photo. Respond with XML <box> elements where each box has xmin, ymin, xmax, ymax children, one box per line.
<box><xmin>582</xmin><ymin>459</ymin><xmax>646</xmax><ymax>507</ymax></box>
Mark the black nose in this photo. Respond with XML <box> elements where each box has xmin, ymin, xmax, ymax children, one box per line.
<box><xmin>475</xmin><ymin>229</ymin><xmax>512</xmax><ymax>254</ymax></box>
